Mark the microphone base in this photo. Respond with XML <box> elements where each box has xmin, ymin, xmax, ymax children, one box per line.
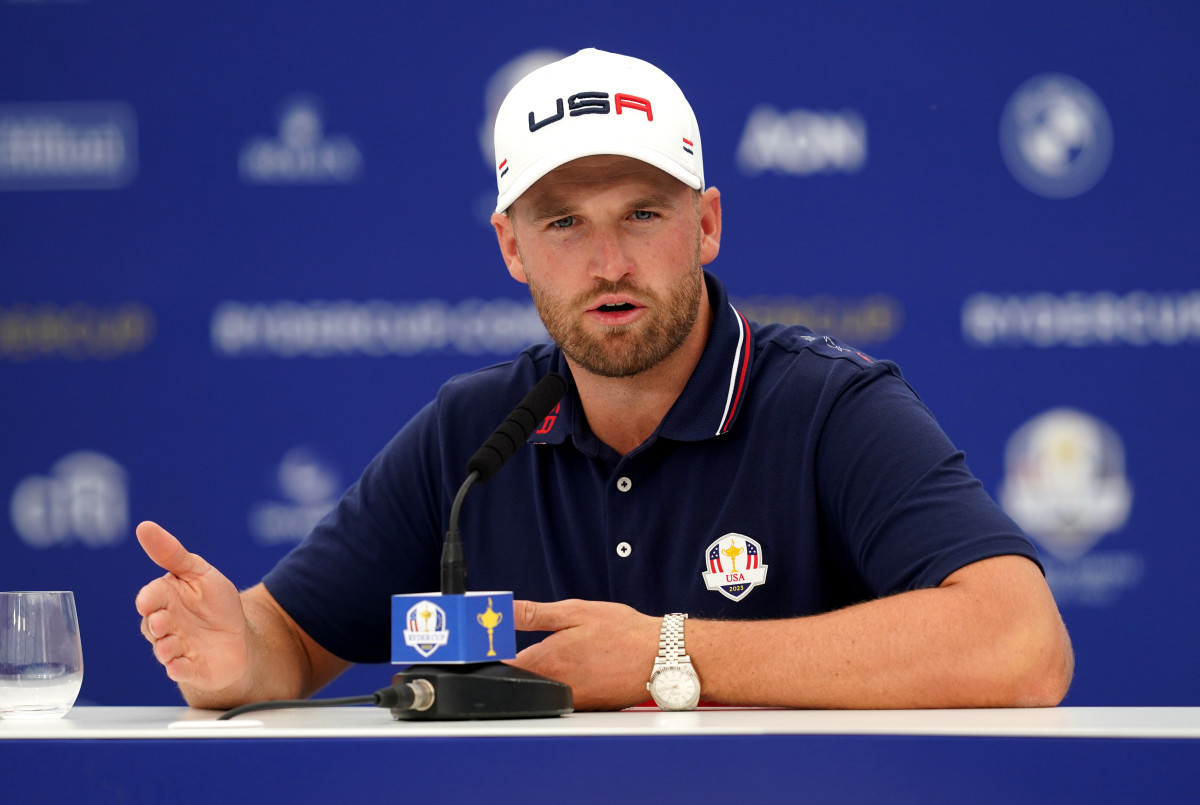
<box><xmin>390</xmin><ymin>662</ymin><xmax>573</xmax><ymax>720</ymax></box>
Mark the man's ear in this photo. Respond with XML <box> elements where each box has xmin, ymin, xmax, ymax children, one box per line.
<box><xmin>491</xmin><ymin>212</ymin><xmax>527</xmax><ymax>284</ymax></box>
<box><xmin>698</xmin><ymin>187</ymin><xmax>722</xmax><ymax>266</ymax></box>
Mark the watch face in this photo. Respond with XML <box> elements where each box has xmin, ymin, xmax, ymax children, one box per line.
<box><xmin>652</xmin><ymin>667</ymin><xmax>699</xmax><ymax>709</ymax></box>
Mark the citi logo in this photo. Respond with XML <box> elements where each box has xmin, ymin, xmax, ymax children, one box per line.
<box><xmin>737</xmin><ymin>105</ymin><xmax>866</xmax><ymax>176</ymax></box>
<box><xmin>527</xmin><ymin>92</ymin><xmax>653</xmax><ymax>133</ymax></box>
<box><xmin>10</xmin><ymin>451</ymin><xmax>129</xmax><ymax>549</ymax></box>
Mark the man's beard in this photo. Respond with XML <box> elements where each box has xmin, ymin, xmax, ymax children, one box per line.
<box><xmin>529</xmin><ymin>269</ymin><xmax>704</xmax><ymax>378</ymax></box>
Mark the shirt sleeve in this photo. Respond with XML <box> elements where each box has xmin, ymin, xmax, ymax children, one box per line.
<box><xmin>262</xmin><ymin>398</ymin><xmax>446</xmax><ymax>664</ymax></box>
<box><xmin>814</xmin><ymin>361</ymin><xmax>1041</xmax><ymax>596</ymax></box>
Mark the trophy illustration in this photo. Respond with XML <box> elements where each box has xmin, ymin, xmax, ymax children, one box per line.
<box><xmin>722</xmin><ymin>540</ymin><xmax>744</xmax><ymax>572</ymax></box>
<box><xmin>476</xmin><ymin>598</ymin><xmax>504</xmax><ymax>657</ymax></box>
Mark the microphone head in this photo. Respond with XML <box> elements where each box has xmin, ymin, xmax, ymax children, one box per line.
<box><xmin>466</xmin><ymin>372</ymin><xmax>566</xmax><ymax>483</ymax></box>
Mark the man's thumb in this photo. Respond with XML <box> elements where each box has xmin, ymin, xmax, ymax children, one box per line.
<box><xmin>136</xmin><ymin>521</ymin><xmax>211</xmax><ymax>582</ymax></box>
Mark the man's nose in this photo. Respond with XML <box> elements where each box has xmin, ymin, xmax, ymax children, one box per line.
<box><xmin>590</xmin><ymin>227</ymin><xmax>633</xmax><ymax>282</ymax></box>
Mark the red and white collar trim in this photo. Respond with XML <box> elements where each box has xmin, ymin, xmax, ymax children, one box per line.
<box><xmin>716</xmin><ymin>305</ymin><xmax>752</xmax><ymax>435</ymax></box>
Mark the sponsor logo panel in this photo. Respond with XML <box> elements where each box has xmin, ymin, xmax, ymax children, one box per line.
<box><xmin>0</xmin><ymin>102</ymin><xmax>137</xmax><ymax>191</ymax></box>
<box><xmin>737</xmin><ymin>106</ymin><xmax>866</xmax><ymax>176</ymax></box>
<box><xmin>0</xmin><ymin>303</ymin><xmax>155</xmax><ymax>361</ymax></box>
<box><xmin>247</xmin><ymin>446</ymin><xmax>341</xmax><ymax>546</ymax></box>
<box><xmin>10</xmin><ymin>452</ymin><xmax>129</xmax><ymax>549</ymax></box>
<box><xmin>963</xmin><ymin>291</ymin><xmax>1200</xmax><ymax>348</ymax></box>
<box><xmin>211</xmin><ymin>298</ymin><xmax>549</xmax><ymax>358</ymax></box>
<box><xmin>731</xmin><ymin>294</ymin><xmax>902</xmax><ymax>346</ymax></box>
<box><xmin>999</xmin><ymin>408</ymin><xmax>1142</xmax><ymax>606</ymax></box>
<box><xmin>999</xmin><ymin>73</ymin><xmax>1113</xmax><ymax>199</ymax></box>
<box><xmin>239</xmin><ymin>94</ymin><xmax>362</xmax><ymax>185</ymax></box>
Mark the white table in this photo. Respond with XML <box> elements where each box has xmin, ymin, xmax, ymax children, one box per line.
<box><xmin>4</xmin><ymin>706</ymin><xmax>1198</xmax><ymax>803</ymax></box>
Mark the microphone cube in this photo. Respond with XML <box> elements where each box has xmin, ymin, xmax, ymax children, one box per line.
<box><xmin>392</xmin><ymin>591</ymin><xmax>516</xmax><ymax>664</ymax></box>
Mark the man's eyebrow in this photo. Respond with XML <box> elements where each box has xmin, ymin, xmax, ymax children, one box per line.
<box><xmin>526</xmin><ymin>193</ymin><xmax>681</xmax><ymax>223</ymax></box>
<box><xmin>628</xmin><ymin>195</ymin><xmax>679</xmax><ymax>211</ymax></box>
<box><xmin>529</xmin><ymin>204</ymin><xmax>575</xmax><ymax>223</ymax></box>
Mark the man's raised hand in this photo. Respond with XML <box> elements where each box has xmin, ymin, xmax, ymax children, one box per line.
<box><xmin>134</xmin><ymin>521</ymin><xmax>250</xmax><ymax>695</ymax></box>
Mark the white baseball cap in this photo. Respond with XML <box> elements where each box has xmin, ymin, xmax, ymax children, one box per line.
<box><xmin>493</xmin><ymin>48</ymin><xmax>704</xmax><ymax>213</ymax></box>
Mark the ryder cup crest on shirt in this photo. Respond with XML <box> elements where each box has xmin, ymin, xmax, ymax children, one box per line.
<box><xmin>492</xmin><ymin>48</ymin><xmax>704</xmax><ymax>213</ymax></box>
<box><xmin>702</xmin><ymin>534</ymin><xmax>769</xmax><ymax>602</ymax></box>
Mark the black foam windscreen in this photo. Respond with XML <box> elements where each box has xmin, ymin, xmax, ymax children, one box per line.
<box><xmin>465</xmin><ymin>372</ymin><xmax>567</xmax><ymax>483</ymax></box>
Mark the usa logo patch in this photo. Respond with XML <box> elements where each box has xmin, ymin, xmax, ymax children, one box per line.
<box><xmin>702</xmin><ymin>533</ymin><xmax>769</xmax><ymax>602</ymax></box>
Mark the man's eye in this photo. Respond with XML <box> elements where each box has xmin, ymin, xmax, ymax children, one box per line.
<box><xmin>632</xmin><ymin>210</ymin><xmax>656</xmax><ymax>221</ymax></box>
<box><xmin>551</xmin><ymin>216</ymin><xmax>575</xmax><ymax>228</ymax></box>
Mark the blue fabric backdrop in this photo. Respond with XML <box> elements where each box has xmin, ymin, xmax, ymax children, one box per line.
<box><xmin>2</xmin><ymin>0</ymin><xmax>1197</xmax><ymax>706</ymax></box>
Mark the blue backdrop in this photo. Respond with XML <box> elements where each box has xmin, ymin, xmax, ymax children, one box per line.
<box><xmin>3</xmin><ymin>1</ymin><xmax>1197</xmax><ymax>707</ymax></box>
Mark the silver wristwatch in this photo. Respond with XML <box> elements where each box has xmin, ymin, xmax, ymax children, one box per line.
<box><xmin>646</xmin><ymin>613</ymin><xmax>701</xmax><ymax>711</ymax></box>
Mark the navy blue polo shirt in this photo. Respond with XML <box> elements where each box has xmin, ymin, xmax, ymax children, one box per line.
<box><xmin>264</xmin><ymin>272</ymin><xmax>1039</xmax><ymax>664</ymax></box>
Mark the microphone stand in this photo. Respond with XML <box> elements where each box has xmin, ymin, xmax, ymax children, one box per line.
<box><xmin>389</xmin><ymin>374</ymin><xmax>573</xmax><ymax>720</ymax></box>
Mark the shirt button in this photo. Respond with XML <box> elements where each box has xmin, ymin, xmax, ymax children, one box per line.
<box><xmin>616</xmin><ymin>476</ymin><xmax>632</xmax><ymax>492</ymax></box>
<box><xmin>616</xmin><ymin>542</ymin><xmax>633</xmax><ymax>558</ymax></box>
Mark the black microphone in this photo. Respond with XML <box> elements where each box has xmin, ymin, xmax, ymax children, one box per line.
<box><xmin>466</xmin><ymin>371</ymin><xmax>567</xmax><ymax>482</ymax></box>
<box><xmin>442</xmin><ymin>372</ymin><xmax>566</xmax><ymax>595</ymax></box>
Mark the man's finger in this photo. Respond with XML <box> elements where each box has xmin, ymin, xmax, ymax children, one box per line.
<box><xmin>145</xmin><ymin>609</ymin><xmax>174</xmax><ymax>640</ymax></box>
<box><xmin>513</xmin><ymin>599</ymin><xmax>581</xmax><ymax>632</ymax></box>
<box><xmin>163</xmin><ymin>654</ymin><xmax>197</xmax><ymax>686</ymax></box>
<box><xmin>135</xmin><ymin>521</ymin><xmax>211</xmax><ymax>582</ymax></box>
<box><xmin>153</xmin><ymin>634</ymin><xmax>184</xmax><ymax>666</ymax></box>
<box><xmin>134</xmin><ymin>579</ymin><xmax>168</xmax><ymax>618</ymax></box>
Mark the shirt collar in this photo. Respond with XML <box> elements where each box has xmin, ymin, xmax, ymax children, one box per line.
<box><xmin>657</xmin><ymin>271</ymin><xmax>754</xmax><ymax>442</ymax></box>
<box><xmin>528</xmin><ymin>271</ymin><xmax>754</xmax><ymax>452</ymax></box>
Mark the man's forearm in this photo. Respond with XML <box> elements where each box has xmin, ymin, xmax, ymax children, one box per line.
<box><xmin>686</xmin><ymin>555</ymin><xmax>1073</xmax><ymax>709</ymax></box>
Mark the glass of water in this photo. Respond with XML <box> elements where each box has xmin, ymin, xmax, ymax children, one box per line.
<box><xmin>0</xmin><ymin>591</ymin><xmax>84</xmax><ymax>719</ymax></box>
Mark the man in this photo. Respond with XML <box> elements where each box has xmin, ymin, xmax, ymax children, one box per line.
<box><xmin>136</xmin><ymin>49</ymin><xmax>1073</xmax><ymax>711</ymax></box>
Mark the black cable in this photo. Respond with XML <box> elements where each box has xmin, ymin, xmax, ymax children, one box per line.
<box><xmin>217</xmin><ymin>680</ymin><xmax>428</xmax><ymax>721</ymax></box>
<box><xmin>217</xmin><ymin>694</ymin><xmax>375</xmax><ymax>721</ymax></box>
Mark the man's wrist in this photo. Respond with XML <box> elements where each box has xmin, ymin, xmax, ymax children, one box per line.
<box><xmin>647</xmin><ymin>613</ymin><xmax>701</xmax><ymax>710</ymax></box>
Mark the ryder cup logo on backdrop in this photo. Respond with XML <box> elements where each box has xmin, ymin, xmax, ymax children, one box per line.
<box><xmin>702</xmin><ymin>534</ymin><xmax>769</xmax><ymax>602</ymax></box>
<box><xmin>9</xmin><ymin>451</ymin><xmax>129</xmax><ymax>548</ymax></box>
<box><xmin>1000</xmin><ymin>74</ymin><xmax>1113</xmax><ymax>199</ymax></box>
<box><xmin>404</xmin><ymin>601</ymin><xmax>450</xmax><ymax>658</ymax></box>
<box><xmin>0</xmin><ymin>101</ymin><xmax>137</xmax><ymax>191</ymax></box>
<box><xmin>239</xmin><ymin>93</ymin><xmax>362</xmax><ymax>185</ymax></box>
<box><xmin>999</xmin><ymin>408</ymin><xmax>1142</xmax><ymax>606</ymax></box>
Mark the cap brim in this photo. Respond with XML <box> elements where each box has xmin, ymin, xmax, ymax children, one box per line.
<box><xmin>495</xmin><ymin>146</ymin><xmax>704</xmax><ymax>214</ymax></box>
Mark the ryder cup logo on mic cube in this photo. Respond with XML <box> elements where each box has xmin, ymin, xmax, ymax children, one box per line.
<box><xmin>391</xmin><ymin>592</ymin><xmax>516</xmax><ymax>664</ymax></box>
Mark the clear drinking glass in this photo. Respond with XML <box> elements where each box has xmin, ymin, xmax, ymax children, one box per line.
<box><xmin>0</xmin><ymin>591</ymin><xmax>84</xmax><ymax>719</ymax></box>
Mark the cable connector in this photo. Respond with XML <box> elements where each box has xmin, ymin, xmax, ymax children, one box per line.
<box><xmin>374</xmin><ymin>678</ymin><xmax>435</xmax><ymax>713</ymax></box>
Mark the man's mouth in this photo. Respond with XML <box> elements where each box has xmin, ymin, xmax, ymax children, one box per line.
<box><xmin>596</xmin><ymin>302</ymin><xmax>636</xmax><ymax>313</ymax></box>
